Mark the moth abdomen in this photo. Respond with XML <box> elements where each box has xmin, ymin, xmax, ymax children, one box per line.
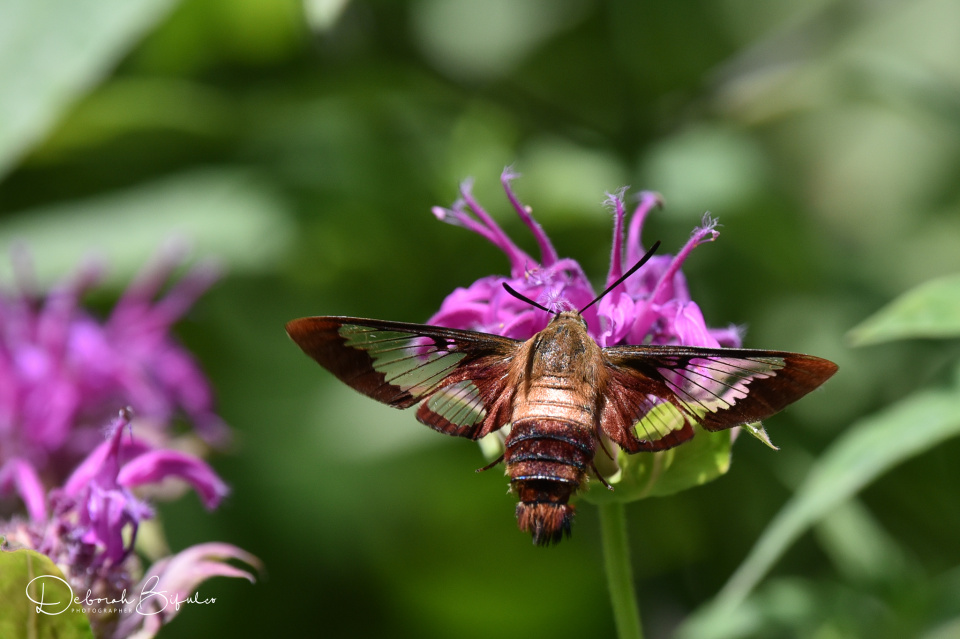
<box><xmin>515</xmin><ymin>501</ymin><xmax>574</xmax><ymax>546</ymax></box>
<box><xmin>506</xmin><ymin>420</ymin><xmax>594</xmax><ymax>485</ymax></box>
<box><xmin>505</xmin><ymin>420</ymin><xmax>596</xmax><ymax>545</ymax></box>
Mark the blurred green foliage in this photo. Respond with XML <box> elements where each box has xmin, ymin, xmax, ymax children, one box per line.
<box><xmin>3</xmin><ymin>0</ymin><xmax>960</xmax><ymax>637</ymax></box>
<box><xmin>0</xmin><ymin>550</ymin><xmax>94</xmax><ymax>639</ymax></box>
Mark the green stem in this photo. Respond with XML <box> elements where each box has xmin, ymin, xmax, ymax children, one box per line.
<box><xmin>599</xmin><ymin>501</ymin><xmax>644</xmax><ymax>639</ymax></box>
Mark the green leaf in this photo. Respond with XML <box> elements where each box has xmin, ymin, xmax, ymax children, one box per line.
<box><xmin>0</xmin><ymin>549</ymin><xmax>94</xmax><ymax>639</ymax></box>
<box><xmin>812</xmin><ymin>498</ymin><xmax>907</xmax><ymax>585</ymax></box>
<box><xmin>583</xmin><ymin>426</ymin><xmax>732</xmax><ymax>505</ymax></box>
<box><xmin>677</xmin><ymin>384</ymin><xmax>960</xmax><ymax>638</ymax></box>
<box><xmin>848</xmin><ymin>273</ymin><xmax>960</xmax><ymax>345</ymax></box>
<box><xmin>0</xmin><ymin>169</ymin><xmax>294</xmax><ymax>287</ymax></box>
<box><xmin>0</xmin><ymin>0</ymin><xmax>179</xmax><ymax>178</ymax></box>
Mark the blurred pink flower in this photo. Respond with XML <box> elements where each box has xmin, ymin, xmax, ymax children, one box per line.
<box><xmin>0</xmin><ymin>247</ymin><xmax>226</xmax><ymax>520</ymax></box>
<box><xmin>0</xmin><ymin>249</ymin><xmax>258</xmax><ymax>638</ymax></box>
<box><xmin>3</xmin><ymin>410</ymin><xmax>258</xmax><ymax>639</ymax></box>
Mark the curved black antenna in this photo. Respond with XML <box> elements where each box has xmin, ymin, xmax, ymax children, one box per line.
<box><xmin>502</xmin><ymin>282</ymin><xmax>556</xmax><ymax>314</ymax></box>
<box><xmin>579</xmin><ymin>240</ymin><xmax>661</xmax><ymax>314</ymax></box>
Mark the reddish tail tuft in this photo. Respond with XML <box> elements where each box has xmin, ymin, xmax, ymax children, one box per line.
<box><xmin>516</xmin><ymin>502</ymin><xmax>575</xmax><ymax>546</ymax></box>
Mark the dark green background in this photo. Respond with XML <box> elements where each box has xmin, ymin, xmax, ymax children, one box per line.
<box><xmin>3</xmin><ymin>1</ymin><xmax>960</xmax><ymax>637</ymax></box>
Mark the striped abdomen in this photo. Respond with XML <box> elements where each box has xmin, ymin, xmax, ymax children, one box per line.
<box><xmin>505</xmin><ymin>418</ymin><xmax>597</xmax><ymax>545</ymax></box>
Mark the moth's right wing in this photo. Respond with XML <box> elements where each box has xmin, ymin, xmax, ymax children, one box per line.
<box><xmin>600</xmin><ymin>345</ymin><xmax>838</xmax><ymax>452</ymax></box>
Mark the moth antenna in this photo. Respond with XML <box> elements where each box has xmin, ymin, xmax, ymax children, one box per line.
<box><xmin>590</xmin><ymin>461</ymin><xmax>614</xmax><ymax>491</ymax></box>
<box><xmin>502</xmin><ymin>283</ymin><xmax>556</xmax><ymax>315</ymax></box>
<box><xmin>475</xmin><ymin>453</ymin><xmax>505</xmax><ymax>473</ymax></box>
<box><xmin>579</xmin><ymin>240</ymin><xmax>661</xmax><ymax>314</ymax></box>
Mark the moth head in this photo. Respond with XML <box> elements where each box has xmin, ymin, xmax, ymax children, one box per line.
<box><xmin>551</xmin><ymin>310</ymin><xmax>587</xmax><ymax>329</ymax></box>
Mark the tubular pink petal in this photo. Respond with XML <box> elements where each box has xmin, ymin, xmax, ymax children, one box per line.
<box><xmin>596</xmin><ymin>292</ymin><xmax>635</xmax><ymax>347</ymax></box>
<box><xmin>62</xmin><ymin>410</ymin><xmax>133</xmax><ymax>495</ymax></box>
<box><xmin>501</xmin><ymin>167</ymin><xmax>558</xmax><ymax>266</ymax></box>
<box><xmin>710</xmin><ymin>324</ymin><xmax>745</xmax><ymax>348</ymax></box>
<box><xmin>626</xmin><ymin>302</ymin><xmax>662</xmax><ymax>346</ymax></box>
<box><xmin>459</xmin><ymin>178</ymin><xmax>533</xmax><ymax>277</ymax></box>
<box><xmin>432</xmin><ymin>205</ymin><xmax>501</xmax><ymax>245</ymax></box>
<box><xmin>500</xmin><ymin>165</ymin><xmax>522</xmax><ymax>183</ymax></box>
<box><xmin>118</xmin><ymin>542</ymin><xmax>261</xmax><ymax>636</ymax></box>
<box><xmin>670</xmin><ymin>301</ymin><xmax>721</xmax><ymax>348</ymax></box>
<box><xmin>426</xmin><ymin>305</ymin><xmax>490</xmax><ymax>329</ymax></box>
<box><xmin>37</xmin><ymin>260</ymin><xmax>102</xmax><ymax>356</ymax></box>
<box><xmin>21</xmin><ymin>376</ymin><xmax>79</xmax><ymax>449</ymax></box>
<box><xmin>152</xmin><ymin>348</ymin><xmax>216</xmax><ymax>417</ymax></box>
<box><xmin>112</xmin><ymin>240</ymin><xmax>191</xmax><ymax>320</ymax></box>
<box><xmin>604</xmin><ymin>188</ymin><xmax>628</xmax><ymax>287</ymax></box>
<box><xmin>539</xmin><ymin>258</ymin><xmax>593</xmax><ymax>290</ymax></box>
<box><xmin>429</xmin><ymin>175</ymin><xmax>736</xmax><ymax>362</ymax></box>
<box><xmin>625</xmin><ymin>191</ymin><xmax>664</xmax><ymax>266</ymax></box>
<box><xmin>500</xmin><ymin>311</ymin><xmax>547</xmax><ymax>339</ymax></box>
<box><xmin>117</xmin><ymin>450</ymin><xmax>229</xmax><ymax>509</ymax></box>
<box><xmin>648</xmin><ymin>219</ymin><xmax>719</xmax><ymax>306</ymax></box>
<box><xmin>0</xmin><ymin>458</ymin><xmax>47</xmax><ymax>520</ymax></box>
<box><xmin>0</xmin><ymin>247</ymin><xmax>236</xmax><ymax>633</ymax></box>
<box><xmin>142</xmin><ymin>542</ymin><xmax>261</xmax><ymax>591</ymax></box>
<box><xmin>150</xmin><ymin>259</ymin><xmax>221</xmax><ymax>328</ymax></box>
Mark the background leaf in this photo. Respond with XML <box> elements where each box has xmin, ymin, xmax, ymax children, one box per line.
<box><xmin>0</xmin><ymin>0</ymin><xmax>180</xmax><ymax>178</ymax></box>
<box><xmin>848</xmin><ymin>274</ymin><xmax>960</xmax><ymax>345</ymax></box>
<box><xmin>677</xmin><ymin>383</ymin><xmax>960</xmax><ymax>638</ymax></box>
<box><xmin>0</xmin><ymin>549</ymin><xmax>94</xmax><ymax>639</ymax></box>
<box><xmin>0</xmin><ymin>169</ymin><xmax>293</xmax><ymax>287</ymax></box>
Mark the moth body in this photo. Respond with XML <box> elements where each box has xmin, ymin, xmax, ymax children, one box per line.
<box><xmin>504</xmin><ymin>312</ymin><xmax>606</xmax><ymax>544</ymax></box>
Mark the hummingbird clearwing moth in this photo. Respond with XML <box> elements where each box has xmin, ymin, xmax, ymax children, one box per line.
<box><xmin>286</xmin><ymin>244</ymin><xmax>838</xmax><ymax>545</ymax></box>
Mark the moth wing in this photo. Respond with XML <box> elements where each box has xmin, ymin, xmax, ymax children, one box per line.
<box><xmin>286</xmin><ymin>316</ymin><xmax>521</xmax><ymax>439</ymax></box>
<box><xmin>599</xmin><ymin>345</ymin><xmax>838</xmax><ymax>452</ymax></box>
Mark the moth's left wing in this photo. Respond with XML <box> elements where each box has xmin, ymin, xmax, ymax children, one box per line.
<box><xmin>600</xmin><ymin>345</ymin><xmax>837</xmax><ymax>452</ymax></box>
<box><xmin>286</xmin><ymin>316</ymin><xmax>521</xmax><ymax>439</ymax></box>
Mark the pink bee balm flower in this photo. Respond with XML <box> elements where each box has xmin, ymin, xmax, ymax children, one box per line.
<box><xmin>428</xmin><ymin>168</ymin><xmax>742</xmax><ymax>351</ymax></box>
<box><xmin>2</xmin><ymin>410</ymin><xmax>258</xmax><ymax>639</ymax></box>
<box><xmin>429</xmin><ymin>170</ymin><xmax>749</xmax><ymax>498</ymax></box>
<box><xmin>0</xmin><ymin>247</ymin><xmax>227</xmax><ymax>521</ymax></box>
<box><xmin>0</xmin><ymin>249</ymin><xmax>258</xmax><ymax>638</ymax></box>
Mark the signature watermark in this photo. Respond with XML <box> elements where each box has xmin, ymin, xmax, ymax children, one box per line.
<box><xmin>25</xmin><ymin>575</ymin><xmax>216</xmax><ymax>616</ymax></box>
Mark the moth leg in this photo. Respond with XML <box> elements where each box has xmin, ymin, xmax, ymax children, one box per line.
<box><xmin>590</xmin><ymin>461</ymin><xmax>614</xmax><ymax>491</ymax></box>
<box><xmin>475</xmin><ymin>453</ymin><xmax>505</xmax><ymax>473</ymax></box>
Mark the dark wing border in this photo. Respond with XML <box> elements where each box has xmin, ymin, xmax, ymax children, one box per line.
<box><xmin>600</xmin><ymin>345</ymin><xmax>837</xmax><ymax>452</ymax></box>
